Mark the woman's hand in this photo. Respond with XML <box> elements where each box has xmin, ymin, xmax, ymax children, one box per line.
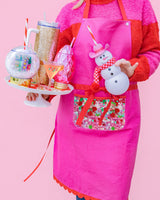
<box><xmin>26</xmin><ymin>93</ymin><xmax>49</xmax><ymax>101</ymax></box>
<box><xmin>115</xmin><ymin>59</ymin><xmax>139</xmax><ymax>78</ymax></box>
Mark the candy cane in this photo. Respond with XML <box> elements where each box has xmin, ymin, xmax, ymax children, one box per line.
<box><xmin>24</xmin><ymin>18</ymin><xmax>28</xmax><ymax>49</ymax></box>
<box><xmin>87</xmin><ymin>25</ymin><xmax>97</xmax><ymax>45</ymax></box>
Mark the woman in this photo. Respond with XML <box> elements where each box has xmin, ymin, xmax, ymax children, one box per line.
<box><xmin>27</xmin><ymin>0</ymin><xmax>160</xmax><ymax>199</ymax></box>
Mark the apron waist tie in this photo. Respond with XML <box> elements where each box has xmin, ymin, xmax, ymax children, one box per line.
<box><xmin>72</xmin><ymin>83</ymin><xmax>137</xmax><ymax>91</ymax></box>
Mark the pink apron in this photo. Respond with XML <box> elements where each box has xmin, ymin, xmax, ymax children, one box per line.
<box><xmin>53</xmin><ymin>0</ymin><xmax>140</xmax><ymax>199</ymax></box>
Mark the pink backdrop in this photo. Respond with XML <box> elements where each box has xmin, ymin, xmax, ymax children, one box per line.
<box><xmin>0</xmin><ymin>0</ymin><xmax>160</xmax><ymax>200</ymax></box>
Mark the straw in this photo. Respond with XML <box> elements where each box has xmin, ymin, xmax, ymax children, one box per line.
<box><xmin>44</xmin><ymin>12</ymin><xmax>46</xmax><ymax>21</ymax></box>
<box><xmin>70</xmin><ymin>37</ymin><xmax>76</xmax><ymax>48</ymax></box>
<box><xmin>87</xmin><ymin>25</ymin><xmax>98</xmax><ymax>45</ymax></box>
<box><xmin>24</xmin><ymin>18</ymin><xmax>28</xmax><ymax>49</ymax></box>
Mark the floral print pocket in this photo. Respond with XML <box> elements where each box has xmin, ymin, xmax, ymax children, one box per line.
<box><xmin>73</xmin><ymin>94</ymin><xmax>126</xmax><ymax>131</ymax></box>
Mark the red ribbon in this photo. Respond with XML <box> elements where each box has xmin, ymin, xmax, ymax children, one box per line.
<box><xmin>24</xmin><ymin>129</ymin><xmax>55</xmax><ymax>182</ymax></box>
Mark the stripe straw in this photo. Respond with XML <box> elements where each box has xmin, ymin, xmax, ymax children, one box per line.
<box><xmin>24</xmin><ymin>18</ymin><xmax>28</xmax><ymax>49</ymax></box>
<box><xmin>87</xmin><ymin>25</ymin><xmax>97</xmax><ymax>45</ymax></box>
<box><xmin>70</xmin><ymin>37</ymin><xmax>75</xmax><ymax>48</ymax></box>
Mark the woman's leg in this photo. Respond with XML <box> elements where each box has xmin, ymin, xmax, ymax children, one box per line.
<box><xmin>76</xmin><ymin>195</ymin><xmax>85</xmax><ymax>200</ymax></box>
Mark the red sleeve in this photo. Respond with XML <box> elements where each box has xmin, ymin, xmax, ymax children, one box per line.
<box><xmin>129</xmin><ymin>0</ymin><xmax>160</xmax><ymax>82</ymax></box>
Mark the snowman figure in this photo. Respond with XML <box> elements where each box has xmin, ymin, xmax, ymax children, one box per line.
<box><xmin>89</xmin><ymin>43</ymin><xmax>129</xmax><ymax>95</ymax></box>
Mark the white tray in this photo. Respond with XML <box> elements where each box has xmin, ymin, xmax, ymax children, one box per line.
<box><xmin>5</xmin><ymin>76</ymin><xmax>74</xmax><ymax>107</ymax></box>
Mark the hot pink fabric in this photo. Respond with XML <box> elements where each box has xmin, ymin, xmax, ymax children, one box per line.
<box><xmin>53</xmin><ymin>1</ymin><xmax>142</xmax><ymax>200</ymax></box>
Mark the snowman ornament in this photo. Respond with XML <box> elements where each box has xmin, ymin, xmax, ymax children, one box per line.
<box><xmin>89</xmin><ymin>43</ymin><xmax>129</xmax><ymax>95</ymax></box>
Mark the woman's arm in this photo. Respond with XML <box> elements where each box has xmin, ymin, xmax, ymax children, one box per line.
<box><xmin>129</xmin><ymin>0</ymin><xmax>160</xmax><ymax>82</ymax></box>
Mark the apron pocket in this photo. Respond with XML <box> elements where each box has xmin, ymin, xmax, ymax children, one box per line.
<box><xmin>73</xmin><ymin>94</ymin><xmax>126</xmax><ymax>131</ymax></box>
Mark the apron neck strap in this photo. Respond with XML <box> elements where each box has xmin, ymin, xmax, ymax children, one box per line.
<box><xmin>83</xmin><ymin>0</ymin><xmax>128</xmax><ymax>20</ymax></box>
<box><xmin>117</xmin><ymin>0</ymin><xmax>128</xmax><ymax>20</ymax></box>
<box><xmin>83</xmin><ymin>0</ymin><xmax>91</xmax><ymax>18</ymax></box>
